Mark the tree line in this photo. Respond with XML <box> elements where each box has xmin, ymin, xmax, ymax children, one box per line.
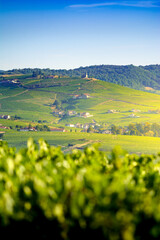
<box><xmin>1</xmin><ymin>64</ymin><xmax>160</xmax><ymax>91</ymax></box>
<box><xmin>111</xmin><ymin>122</ymin><xmax>160</xmax><ymax>137</ymax></box>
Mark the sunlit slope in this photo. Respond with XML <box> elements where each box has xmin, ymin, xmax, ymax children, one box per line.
<box><xmin>1</xmin><ymin>76</ymin><xmax>160</xmax><ymax>125</ymax></box>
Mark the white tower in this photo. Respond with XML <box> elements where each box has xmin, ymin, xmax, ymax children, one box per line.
<box><xmin>85</xmin><ymin>72</ymin><xmax>88</xmax><ymax>78</ymax></box>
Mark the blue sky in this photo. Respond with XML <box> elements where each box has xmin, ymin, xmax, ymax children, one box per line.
<box><xmin>0</xmin><ymin>0</ymin><xmax>160</xmax><ymax>70</ymax></box>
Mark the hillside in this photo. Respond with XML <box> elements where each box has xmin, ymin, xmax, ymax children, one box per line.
<box><xmin>1</xmin><ymin>75</ymin><xmax>160</xmax><ymax>124</ymax></box>
<box><xmin>1</xmin><ymin>74</ymin><xmax>160</xmax><ymax>152</ymax></box>
<box><xmin>1</xmin><ymin>64</ymin><xmax>160</xmax><ymax>91</ymax></box>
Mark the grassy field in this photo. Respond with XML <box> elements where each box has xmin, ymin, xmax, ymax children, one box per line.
<box><xmin>3</xmin><ymin>130</ymin><xmax>160</xmax><ymax>154</ymax></box>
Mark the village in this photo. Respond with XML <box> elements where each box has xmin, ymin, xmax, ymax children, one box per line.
<box><xmin>1</xmin><ymin>102</ymin><xmax>160</xmax><ymax>139</ymax></box>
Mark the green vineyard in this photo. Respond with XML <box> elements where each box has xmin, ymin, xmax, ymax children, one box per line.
<box><xmin>0</xmin><ymin>139</ymin><xmax>160</xmax><ymax>239</ymax></box>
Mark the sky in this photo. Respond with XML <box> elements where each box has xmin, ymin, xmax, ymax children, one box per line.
<box><xmin>0</xmin><ymin>0</ymin><xmax>160</xmax><ymax>70</ymax></box>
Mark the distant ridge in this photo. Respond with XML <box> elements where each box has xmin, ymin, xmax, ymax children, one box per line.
<box><xmin>1</xmin><ymin>64</ymin><xmax>160</xmax><ymax>91</ymax></box>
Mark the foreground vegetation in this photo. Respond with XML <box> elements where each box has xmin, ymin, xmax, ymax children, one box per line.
<box><xmin>0</xmin><ymin>139</ymin><xmax>160</xmax><ymax>240</ymax></box>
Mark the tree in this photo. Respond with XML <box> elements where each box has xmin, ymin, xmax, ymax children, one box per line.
<box><xmin>53</xmin><ymin>99</ymin><xmax>61</xmax><ymax>109</ymax></box>
<box><xmin>87</xmin><ymin>126</ymin><xmax>94</xmax><ymax>133</ymax></box>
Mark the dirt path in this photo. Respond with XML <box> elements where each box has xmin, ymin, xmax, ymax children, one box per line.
<box><xmin>0</xmin><ymin>90</ymin><xmax>29</xmax><ymax>100</ymax></box>
<box><xmin>97</xmin><ymin>99</ymin><xmax>113</xmax><ymax>105</ymax></box>
<box><xmin>64</xmin><ymin>140</ymin><xmax>98</xmax><ymax>153</ymax></box>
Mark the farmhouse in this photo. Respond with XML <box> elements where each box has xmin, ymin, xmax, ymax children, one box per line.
<box><xmin>72</xmin><ymin>93</ymin><xmax>91</xmax><ymax>99</ymax></box>
<box><xmin>50</xmin><ymin>128</ymin><xmax>66</xmax><ymax>132</ymax></box>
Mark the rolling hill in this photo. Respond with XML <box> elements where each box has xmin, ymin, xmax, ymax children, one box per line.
<box><xmin>1</xmin><ymin>64</ymin><xmax>160</xmax><ymax>91</ymax></box>
<box><xmin>1</xmin><ymin>75</ymin><xmax>160</xmax><ymax>125</ymax></box>
<box><xmin>1</xmin><ymin>74</ymin><xmax>160</xmax><ymax>153</ymax></box>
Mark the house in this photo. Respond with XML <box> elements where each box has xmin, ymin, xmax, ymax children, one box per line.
<box><xmin>65</xmin><ymin>124</ymin><xmax>75</xmax><ymax>128</ymax></box>
<box><xmin>50</xmin><ymin>128</ymin><xmax>66</xmax><ymax>132</ymax></box>
<box><xmin>131</xmin><ymin>109</ymin><xmax>141</xmax><ymax>113</ymax></box>
<box><xmin>128</xmin><ymin>114</ymin><xmax>140</xmax><ymax>118</ymax></box>
<box><xmin>101</xmin><ymin>130</ymin><xmax>112</xmax><ymax>134</ymax></box>
<box><xmin>67</xmin><ymin>110</ymin><xmax>77</xmax><ymax>116</ymax></box>
<box><xmin>83</xmin><ymin>124</ymin><xmax>90</xmax><ymax>129</ymax></box>
<box><xmin>29</xmin><ymin>127</ymin><xmax>37</xmax><ymax>131</ymax></box>
<box><xmin>72</xmin><ymin>93</ymin><xmax>91</xmax><ymax>99</ymax></box>
<box><xmin>48</xmin><ymin>75</ymin><xmax>55</xmax><ymax>79</ymax></box>
<box><xmin>73</xmin><ymin>95</ymin><xmax>80</xmax><ymax>99</ymax></box>
<box><xmin>0</xmin><ymin>115</ymin><xmax>11</xmax><ymax>119</ymax></box>
<box><xmin>19</xmin><ymin>127</ymin><xmax>37</xmax><ymax>132</ymax></box>
<box><xmin>0</xmin><ymin>125</ymin><xmax>10</xmax><ymax>129</ymax></box>
<box><xmin>107</xmin><ymin>110</ymin><xmax>117</xmax><ymax>113</ymax></box>
<box><xmin>11</xmin><ymin>79</ymin><xmax>19</xmax><ymax>84</ymax></box>
<box><xmin>80</xmin><ymin>112</ymin><xmax>93</xmax><ymax>118</ymax></box>
<box><xmin>75</xmin><ymin>123</ymin><xmax>84</xmax><ymax>128</ymax></box>
<box><xmin>53</xmin><ymin>110</ymin><xmax>65</xmax><ymax>116</ymax></box>
<box><xmin>19</xmin><ymin>128</ymin><xmax>29</xmax><ymax>132</ymax></box>
<box><xmin>79</xmin><ymin>93</ymin><xmax>91</xmax><ymax>99</ymax></box>
<box><xmin>89</xmin><ymin>123</ymin><xmax>96</xmax><ymax>128</ymax></box>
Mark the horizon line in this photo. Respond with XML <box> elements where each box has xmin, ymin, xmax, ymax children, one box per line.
<box><xmin>1</xmin><ymin>63</ymin><xmax>160</xmax><ymax>71</ymax></box>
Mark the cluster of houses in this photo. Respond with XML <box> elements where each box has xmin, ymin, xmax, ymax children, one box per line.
<box><xmin>107</xmin><ymin>109</ymin><xmax>142</xmax><ymax>114</ymax></box>
<box><xmin>78</xmin><ymin>112</ymin><xmax>93</xmax><ymax>118</ymax></box>
<box><xmin>52</xmin><ymin>110</ymin><xmax>77</xmax><ymax>117</ymax></box>
<box><xmin>0</xmin><ymin>115</ymin><xmax>11</xmax><ymax>119</ymax></box>
<box><xmin>19</xmin><ymin>127</ymin><xmax>37</xmax><ymax>132</ymax></box>
<box><xmin>66</xmin><ymin>122</ymin><xmax>100</xmax><ymax>130</ymax></box>
<box><xmin>129</xmin><ymin>109</ymin><xmax>141</xmax><ymax>118</ymax></box>
<box><xmin>53</xmin><ymin>110</ymin><xmax>93</xmax><ymax>118</ymax></box>
<box><xmin>107</xmin><ymin>109</ymin><xmax>141</xmax><ymax>118</ymax></box>
<box><xmin>19</xmin><ymin>126</ymin><xmax>67</xmax><ymax>132</ymax></box>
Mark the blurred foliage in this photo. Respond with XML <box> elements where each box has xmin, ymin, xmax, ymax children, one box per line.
<box><xmin>0</xmin><ymin>139</ymin><xmax>160</xmax><ymax>239</ymax></box>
